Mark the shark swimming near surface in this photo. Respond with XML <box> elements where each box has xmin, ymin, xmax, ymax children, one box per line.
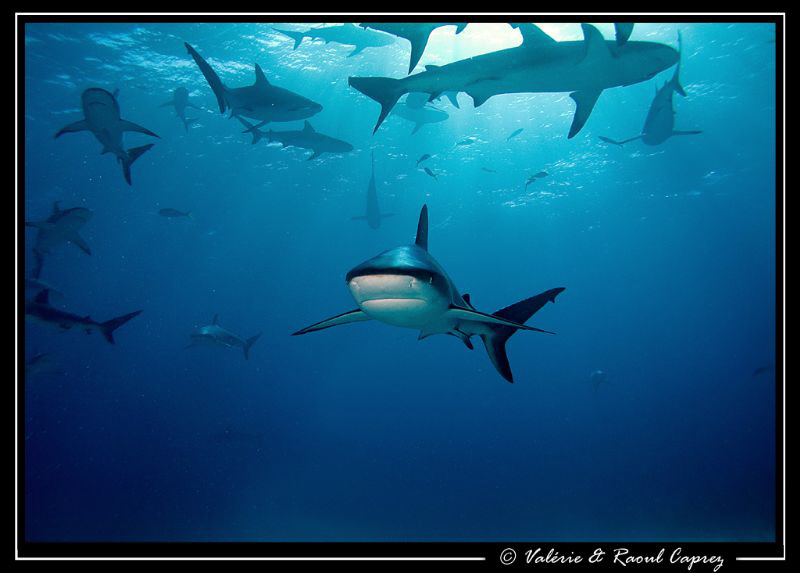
<box><xmin>54</xmin><ymin>88</ymin><xmax>158</xmax><ymax>185</ymax></box>
<box><xmin>238</xmin><ymin>117</ymin><xmax>354</xmax><ymax>160</ymax></box>
<box><xmin>274</xmin><ymin>24</ymin><xmax>395</xmax><ymax>57</ymax></box>
<box><xmin>392</xmin><ymin>95</ymin><xmax>449</xmax><ymax>135</ymax></box>
<box><xmin>352</xmin><ymin>151</ymin><xmax>394</xmax><ymax>229</ymax></box>
<box><xmin>187</xmin><ymin>314</ymin><xmax>261</xmax><ymax>360</ymax></box>
<box><xmin>349</xmin><ymin>23</ymin><xmax>679</xmax><ymax>138</ymax></box>
<box><xmin>25</xmin><ymin>289</ymin><xmax>142</xmax><ymax>344</ymax></box>
<box><xmin>359</xmin><ymin>22</ymin><xmax>468</xmax><ymax>74</ymax></box>
<box><xmin>159</xmin><ymin>86</ymin><xmax>201</xmax><ymax>132</ymax></box>
<box><xmin>597</xmin><ymin>32</ymin><xmax>701</xmax><ymax>146</ymax></box>
<box><xmin>185</xmin><ymin>42</ymin><xmax>322</xmax><ymax>129</ymax></box>
<box><xmin>293</xmin><ymin>204</ymin><xmax>565</xmax><ymax>383</ymax></box>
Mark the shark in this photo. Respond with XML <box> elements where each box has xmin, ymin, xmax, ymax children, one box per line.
<box><xmin>597</xmin><ymin>33</ymin><xmax>701</xmax><ymax>146</ymax></box>
<box><xmin>159</xmin><ymin>86</ymin><xmax>201</xmax><ymax>132</ymax></box>
<box><xmin>187</xmin><ymin>314</ymin><xmax>261</xmax><ymax>360</ymax></box>
<box><xmin>506</xmin><ymin>127</ymin><xmax>524</xmax><ymax>141</ymax></box>
<box><xmin>349</xmin><ymin>23</ymin><xmax>679</xmax><ymax>138</ymax></box>
<box><xmin>25</xmin><ymin>289</ymin><xmax>142</xmax><ymax>344</ymax></box>
<box><xmin>352</xmin><ymin>151</ymin><xmax>394</xmax><ymax>229</ymax></box>
<box><xmin>614</xmin><ymin>23</ymin><xmax>634</xmax><ymax>46</ymax></box>
<box><xmin>26</xmin><ymin>201</ymin><xmax>93</xmax><ymax>258</ymax></box>
<box><xmin>292</xmin><ymin>204</ymin><xmax>565</xmax><ymax>383</ymax></box>
<box><xmin>54</xmin><ymin>87</ymin><xmax>158</xmax><ymax>185</ymax></box>
<box><xmin>238</xmin><ymin>117</ymin><xmax>354</xmax><ymax>160</ymax></box>
<box><xmin>392</xmin><ymin>96</ymin><xmax>449</xmax><ymax>135</ymax></box>
<box><xmin>274</xmin><ymin>24</ymin><xmax>395</xmax><ymax>57</ymax></box>
<box><xmin>359</xmin><ymin>22</ymin><xmax>468</xmax><ymax>74</ymax></box>
<box><xmin>185</xmin><ymin>42</ymin><xmax>322</xmax><ymax>129</ymax></box>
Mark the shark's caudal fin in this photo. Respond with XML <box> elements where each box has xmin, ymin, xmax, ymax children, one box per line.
<box><xmin>121</xmin><ymin>144</ymin><xmax>155</xmax><ymax>185</ymax></box>
<box><xmin>243</xmin><ymin>332</ymin><xmax>261</xmax><ymax>360</ymax></box>
<box><xmin>408</xmin><ymin>32</ymin><xmax>433</xmax><ymax>74</ymax></box>
<box><xmin>415</xmin><ymin>204</ymin><xmax>428</xmax><ymax>250</ymax></box>
<box><xmin>274</xmin><ymin>28</ymin><xmax>306</xmax><ymax>50</ymax></box>
<box><xmin>614</xmin><ymin>23</ymin><xmax>634</xmax><ymax>46</ymax></box>
<box><xmin>185</xmin><ymin>42</ymin><xmax>228</xmax><ymax>114</ymax></box>
<box><xmin>348</xmin><ymin>76</ymin><xmax>407</xmax><ymax>134</ymax></box>
<box><xmin>100</xmin><ymin>309</ymin><xmax>143</xmax><ymax>344</ymax></box>
<box><xmin>479</xmin><ymin>287</ymin><xmax>566</xmax><ymax>383</ymax></box>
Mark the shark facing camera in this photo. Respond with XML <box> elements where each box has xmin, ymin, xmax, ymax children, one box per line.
<box><xmin>293</xmin><ymin>205</ymin><xmax>565</xmax><ymax>383</ymax></box>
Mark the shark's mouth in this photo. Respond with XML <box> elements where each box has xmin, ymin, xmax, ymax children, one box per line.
<box><xmin>347</xmin><ymin>273</ymin><xmax>448</xmax><ymax>327</ymax></box>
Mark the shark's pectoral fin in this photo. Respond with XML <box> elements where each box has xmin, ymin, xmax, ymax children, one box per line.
<box><xmin>411</xmin><ymin>122</ymin><xmax>424</xmax><ymax>135</ymax></box>
<box><xmin>292</xmin><ymin>309</ymin><xmax>372</xmax><ymax>336</ymax></box>
<box><xmin>347</xmin><ymin>45</ymin><xmax>366</xmax><ymax>57</ymax></box>
<box><xmin>443</xmin><ymin>91</ymin><xmax>460</xmax><ymax>109</ymax></box>
<box><xmin>466</xmin><ymin>85</ymin><xmax>494</xmax><ymax>108</ymax></box>
<box><xmin>69</xmin><ymin>233</ymin><xmax>91</xmax><ymax>256</ymax></box>
<box><xmin>54</xmin><ymin>119</ymin><xmax>89</xmax><ymax>138</ymax></box>
<box><xmin>307</xmin><ymin>150</ymin><xmax>323</xmax><ymax>161</ymax></box>
<box><xmin>568</xmin><ymin>88</ymin><xmax>603</xmax><ymax>139</ymax></box>
<box><xmin>185</xmin><ymin>42</ymin><xmax>228</xmax><ymax>114</ymax></box>
<box><xmin>119</xmin><ymin>120</ymin><xmax>159</xmax><ymax>138</ymax></box>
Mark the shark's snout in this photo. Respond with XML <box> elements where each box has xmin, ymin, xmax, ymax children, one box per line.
<box><xmin>347</xmin><ymin>273</ymin><xmax>448</xmax><ymax>327</ymax></box>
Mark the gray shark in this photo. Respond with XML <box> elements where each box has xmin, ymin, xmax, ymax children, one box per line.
<box><xmin>349</xmin><ymin>23</ymin><xmax>679</xmax><ymax>138</ymax></box>
<box><xmin>25</xmin><ymin>289</ymin><xmax>142</xmax><ymax>344</ymax></box>
<box><xmin>185</xmin><ymin>42</ymin><xmax>322</xmax><ymax>128</ymax></box>
<box><xmin>159</xmin><ymin>86</ymin><xmax>201</xmax><ymax>132</ymax></box>
<box><xmin>293</xmin><ymin>204</ymin><xmax>565</xmax><ymax>383</ymax></box>
<box><xmin>352</xmin><ymin>152</ymin><xmax>394</xmax><ymax>229</ymax></box>
<box><xmin>26</xmin><ymin>201</ymin><xmax>93</xmax><ymax>257</ymax></box>
<box><xmin>188</xmin><ymin>314</ymin><xmax>261</xmax><ymax>360</ymax></box>
<box><xmin>274</xmin><ymin>24</ymin><xmax>395</xmax><ymax>57</ymax></box>
<box><xmin>392</xmin><ymin>96</ymin><xmax>449</xmax><ymax>135</ymax></box>
<box><xmin>359</xmin><ymin>22</ymin><xmax>468</xmax><ymax>74</ymax></box>
<box><xmin>238</xmin><ymin>117</ymin><xmax>354</xmax><ymax>160</ymax></box>
<box><xmin>55</xmin><ymin>88</ymin><xmax>158</xmax><ymax>185</ymax></box>
<box><xmin>598</xmin><ymin>33</ymin><xmax>701</xmax><ymax>146</ymax></box>
<box><xmin>615</xmin><ymin>23</ymin><xmax>634</xmax><ymax>46</ymax></box>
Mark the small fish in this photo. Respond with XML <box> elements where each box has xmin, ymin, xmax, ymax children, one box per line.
<box><xmin>481</xmin><ymin>167</ymin><xmax>497</xmax><ymax>173</ymax></box>
<box><xmin>534</xmin><ymin>171</ymin><xmax>548</xmax><ymax>178</ymax></box>
<box><xmin>159</xmin><ymin>208</ymin><xmax>192</xmax><ymax>219</ymax></box>
<box><xmin>456</xmin><ymin>136</ymin><xmax>476</xmax><ymax>146</ymax></box>
<box><xmin>598</xmin><ymin>136</ymin><xmax>625</xmax><ymax>146</ymax></box>
<box><xmin>423</xmin><ymin>167</ymin><xmax>438</xmax><ymax>181</ymax></box>
<box><xmin>525</xmin><ymin>175</ymin><xmax>537</xmax><ymax>189</ymax></box>
<box><xmin>506</xmin><ymin>128</ymin><xmax>523</xmax><ymax>141</ymax></box>
<box><xmin>416</xmin><ymin>153</ymin><xmax>431</xmax><ymax>166</ymax></box>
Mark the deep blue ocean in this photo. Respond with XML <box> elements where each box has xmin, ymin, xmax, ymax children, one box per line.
<box><xmin>22</xmin><ymin>20</ymin><xmax>777</xmax><ymax>543</ymax></box>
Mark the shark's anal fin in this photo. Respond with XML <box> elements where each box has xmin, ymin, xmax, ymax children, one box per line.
<box><xmin>568</xmin><ymin>88</ymin><xmax>603</xmax><ymax>138</ymax></box>
<box><xmin>415</xmin><ymin>204</ymin><xmax>428</xmax><ymax>250</ymax></box>
<box><xmin>292</xmin><ymin>309</ymin><xmax>371</xmax><ymax>335</ymax></box>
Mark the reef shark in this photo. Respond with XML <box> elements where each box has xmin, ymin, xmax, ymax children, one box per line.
<box><xmin>293</xmin><ymin>204</ymin><xmax>565</xmax><ymax>382</ymax></box>
<box><xmin>349</xmin><ymin>23</ymin><xmax>679</xmax><ymax>138</ymax></box>
<box><xmin>185</xmin><ymin>42</ymin><xmax>322</xmax><ymax>129</ymax></box>
<box><xmin>392</xmin><ymin>94</ymin><xmax>449</xmax><ymax>134</ymax></box>
<box><xmin>352</xmin><ymin>151</ymin><xmax>394</xmax><ymax>229</ymax></box>
<box><xmin>54</xmin><ymin>87</ymin><xmax>158</xmax><ymax>185</ymax></box>
<box><xmin>274</xmin><ymin>24</ymin><xmax>395</xmax><ymax>57</ymax></box>
<box><xmin>187</xmin><ymin>314</ymin><xmax>261</xmax><ymax>360</ymax></box>
<box><xmin>359</xmin><ymin>22</ymin><xmax>468</xmax><ymax>74</ymax></box>
<box><xmin>238</xmin><ymin>117</ymin><xmax>353</xmax><ymax>160</ymax></box>
<box><xmin>598</xmin><ymin>33</ymin><xmax>701</xmax><ymax>146</ymax></box>
<box><xmin>25</xmin><ymin>289</ymin><xmax>142</xmax><ymax>344</ymax></box>
<box><xmin>26</xmin><ymin>201</ymin><xmax>93</xmax><ymax>258</ymax></box>
<box><xmin>159</xmin><ymin>86</ymin><xmax>201</xmax><ymax>132</ymax></box>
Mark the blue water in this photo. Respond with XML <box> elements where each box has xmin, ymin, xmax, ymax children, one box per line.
<box><xmin>22</xmin><ymin>21</ymin><xmax>777</xmax><ymax>542</ymax></box>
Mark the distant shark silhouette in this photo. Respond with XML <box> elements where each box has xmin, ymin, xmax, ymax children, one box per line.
<box><xmin>25</xmin><ymin>289</ymin><xmax>142</xmax><ymax>344</ymax></box>
<box><xmin>349</xmin><ymin>23</ymin><xmax>679</xmax><ymax>138</ymax></box>
<box><xmin>238</xmin><ymin>117</ymin><xmax>354</xmax><ymax>160</ymax></box>
<box><xmin>54</xmin><ymin>88</ymin><xmax>158</xmax><ymax>185</ymax></box>
<box><xmin>598</xmin><ymin>32</ymin><xmax>701</xmax><ymax>146</ymax></box>
<box><xmin>392</xmin><ymin>95</ymin><xmax>449</xmax><ymax>134</ymax></box>
<box><xmin>359</xmin><ymin>22</ymin><xmax>468</xmax><ymax>74</ymax></box>
<box><xmin>293</xmin><ymin>204</ymin><xmax>565</xmax><ymax>383</ymax></box>
<box><xmin>26</xmin><ymin>201</ymin><xmax>92</xmax><ymax>279</ymax></box>
<box><xmin>274</xmin><ymin>24</ymin><xmax>395</xmax><ymax>57</ymax></box>
<box><xmin>159</xmin><ymin>86</ymin><xmax>201</xmax><ymax>131</ymax></box>
<box><xmin>187</xmin><ymin>314</ymin><xmax>261</xmax><ymax>360</ymax></box>
<box><xmin>185</xmin><ymin>42</ymin><xmax>322</xmax><ymax>129</ymax></box>
<box><xmin>352</xmin><ymin>151</ymin><xmax>394</xmax><ymax>229</ymax></box>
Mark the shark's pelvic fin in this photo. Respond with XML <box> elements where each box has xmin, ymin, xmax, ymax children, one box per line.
<box><xmin>292</xmin><ymin>309</ymin><xmax>372</xmax><ymax>335</ymax></box>
<box><xmin>185</xmin><ymin>42</ymin><xmax>228</xmax><ymax>114</ymax></box>
<box><xmin>568</xmin><ymin>88</ymin><xmax>603</xmax><ymax>138</ymax></box>
<box><xmin>415</xmin><ymin>204</ymin><xmax>428</xmax><ymax>250</ymax></box>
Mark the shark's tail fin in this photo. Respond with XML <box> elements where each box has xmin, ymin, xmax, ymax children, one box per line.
<box><xmin>243</xmin><ymin>332</ymin><xmax>262</xmax><ymax>360</ymax></box>
<box><xmin>274</xmin><ymin>28</ymin><xmax>306</xmax><ymax>50</ymax></box>
<box><xmin>121</xmin><ymin>144</ymin><xmax>154</xmax><ymax>185</ymax></box>
<box><xmin>598</xmin><ymin>135</ymin><xmax>640</xmax><ymax>147</ymax></box>
<box><xmin>672</xmin><ymin>30</ymin><xmax>687</xmax><ymax>96</ymax></box>
<box><xmin>183</xmin><ymin>117</ymin><xmax>198</xmax><ymax>132</ymax></box>
<box><xmin>348</xmin><ymin>76</ymin><xmax>407</xmax><ymax>134</ymax></box>
<box><xmin>100</xmin><ymin>310</ymin><xmax>143</xmax><ymax>344</ymax></box>
<box><xmin>185</xmin><ymin>42</ymin><xmax>228</xmax><ymax>114</ymax></box>
<box><xmin>479</xmin><ymin>287</ymin><xmax>565</xmax><ymax>383</ymax></box>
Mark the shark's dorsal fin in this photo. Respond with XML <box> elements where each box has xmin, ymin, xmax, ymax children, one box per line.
<box><xmin>513</xmin><ymin>23</ymin><xmax>556</xmax><ymax>46</ymax></box>
<box><xmin>212</xmin><ymin>314</ymin><xmax>219</xmax><ymax>325</ymax></box>
<box><xmin>303</xmin><ymin>120</ymin><xmax>315</xmax><ymax>133</ymax></box>
<box><xmin>415</xmin><ymin>204</ymin><xmax>428</xmax><ymax>251</ymax></box>
<box><xmin>34</xmin><ymin>289</ymin><xmax>50</xmax><ymax>305</ymax></box>
<box><xmin>254</xmin><ymin>64</ymin><xmax>270</xmax><ymax>88</ymax></box>
<box><xmin>580</xmin><ymin>23</ymin><xmax>611</xmax><ymax>63</ymax></box>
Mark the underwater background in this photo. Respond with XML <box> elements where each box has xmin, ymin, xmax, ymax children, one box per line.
<box><xmin>22</xmin><ymin>20</ymin><xmax>777</xmax><ymax>542</ymax></box>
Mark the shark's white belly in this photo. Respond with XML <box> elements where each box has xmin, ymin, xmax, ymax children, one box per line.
<box><xmin>348</xmin><ymin>274</ymin><xmax>450</xmax><ymax>328</ymax></box>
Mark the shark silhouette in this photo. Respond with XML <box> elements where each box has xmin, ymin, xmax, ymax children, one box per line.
<box><xmin>352</xmin><ymin>151</ymin><xmax>394</xmax><ymax>228</ymax></box>
<box><xmin>359</xmin><ymin>22</ymin><xmax>468</xmax><ymax>74</ymax></box>
<box><xmin>159</xmin><ymin>86</ymin><xmax>201</xmax><ymax>132</ymax></box>
<box><xmin>274</xmin><ymin>24</ymin><xmax>394</xmax><ymax>57</ymax></box>
<box><xmin>238</xmin><ymin>118</ymin><xmax>353</xmax><ymax>160</ymax></box>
